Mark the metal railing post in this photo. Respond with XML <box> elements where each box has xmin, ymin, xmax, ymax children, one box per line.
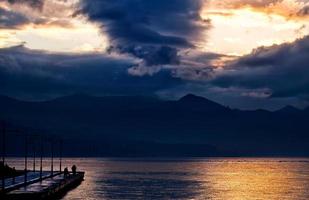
<box><xmin>59</xmin><ymin>139</ymin><xmax>62</xmax><ymax>172</ymax></box>
<box><xmin>24</xmin><ymin>133</ymin><xmax>28</xmax><ymax>185</ymax></box>
<box><xmin>33</xmin><ymin>143</ymin><xmax>36</xmax><ymax>172</ymax></box>
<box><xmin>51</xmin><ymin>141</ymin><xmax>54</xmax><ymax>176</ymax></box>
<box><xmin>40</xmin><ymin>137</ymin><xmax>43</xmax><ymax>181</ymax></box>
<box><xmin>1</xmin><ymin>122</ymin><xmax>5</xmax><ymax>191</ymax></box>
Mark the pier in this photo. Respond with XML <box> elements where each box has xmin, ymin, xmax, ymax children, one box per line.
<box><xmin>3</xmin><ymin>171</ymin><xmax>84</xmax><ymax>199</ymax></box>
<box><xmin>0</xmin><ymin>122</ymin><xmax>85</xmax><ymax>199</ymax></box>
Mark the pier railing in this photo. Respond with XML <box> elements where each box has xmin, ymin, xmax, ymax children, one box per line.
<box><xmin>0</xmin><ymin>121</ymin><xmax>64</xmax><ymax>191</ymax></box>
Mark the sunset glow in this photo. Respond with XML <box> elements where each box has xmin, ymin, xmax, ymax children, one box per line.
<box><xmin>0</xmin><ymin>18</ymin><xmax>106</xmax><ymax>52</ymax></box>
<box><xmin>0</xmin><ymin>0</ymin><xmax>106</xmax><ymax>52</ymax></box>
<box><xmin>1</xmin><ymin>0</ymin><xmax>309</xmax><ymax>110</ymax></box>
<box><xmin>1</xmin><ymin>0</ymin><xmax>309</xmax><ymax>55</ymax></box>
<box><xmin>202</xmin><ymin>2</ymin><xmax>309</xmax><ymax>55</ymax></box>
<box><xmin>16</xmin><ymin>22</ymin><xmax>106</xmax><ymax>52</ymax></box>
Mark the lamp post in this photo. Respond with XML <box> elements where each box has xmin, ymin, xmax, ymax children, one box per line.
<box><xmin>51</xmin><ymin>140</ymin><xmax>54</xmax><ymax>176</ymax></box>
<box><xmin>1</xmin><ymin>122</ymin><xmax>6</xmax><ymax>191</ymax></box>
<box><xmin>59</xmin><ymin>139</ymin><xmax>62</xmax><ymax>172</ymax></box>
<box><xmin>33</xmin><ymin>142</ymin><xmax>36</xmax><ymax>172</ymax></box>
<box><xmin>40</xmin><ymin>137</ymin><xmax>43</xmax><ymax>181</ymax></box>
<box><xmin>24</xmin><ymin>133</ymin><xmax>28</xmax><ymax>185</ymax></box>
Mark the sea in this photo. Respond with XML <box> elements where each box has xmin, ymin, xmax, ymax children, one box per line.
<box><xmin>5</xmin><ymin>157</ymin><xmax>309</xmax><ymax>200</ymax></box>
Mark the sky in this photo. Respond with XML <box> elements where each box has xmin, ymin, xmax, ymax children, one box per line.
<box><xmin>1</xmin><ymin>0</ymin><xmax>309</xmax><ymax>110</ymax></box>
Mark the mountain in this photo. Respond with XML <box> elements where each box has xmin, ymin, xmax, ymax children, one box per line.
<box><xmin>179</xmin><ymin>94</ymin><xmax>219</xmax><ymax>105</ymax></box>
<box><xmin>0</xmin><ymin>94</ymin><xmax>308</xmax><ymax>157</ymax></box>
<box><xmin>177</xmin><ymin>94</ymin><xmax>229</xmax><ymax>112</ymax></box>
<box><xmin>276</xmin><ymin>105</ymin><xmax>301</xmax><ymax>114</ymax></box>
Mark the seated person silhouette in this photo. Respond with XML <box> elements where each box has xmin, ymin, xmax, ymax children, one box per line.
<box><xmin>64</xmin><ymin>167</ymin><xmax>69</xmax><ymax>177</ymax></box>
<box><xmin>71</xmin><ymin>165</ymin><xmax>77</xmax><ymax>175</ymax></box>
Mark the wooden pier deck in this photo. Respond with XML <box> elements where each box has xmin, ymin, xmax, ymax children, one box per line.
<box><xmin>1</xmin><ymin>171</ymin><xmax>84</xmax><ymax>199</ymax></box>
<box><xmin>1</xmin><ymin>171</ymin><xmax>52</xmax><ymax>192</ymax></box>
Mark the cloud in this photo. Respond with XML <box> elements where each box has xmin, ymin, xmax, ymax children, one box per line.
<box><xmin>298</xmin><ymin>5</ymin><xmax>309</xmax><ymax>16</ymax></box>
<box><xmin>0</xmin><ymin>0</ymin><xmax>77</xmax><ymax>29</ymax></box>
<box><xmin>1</xmin><ymin>0</ymin><xmax>44</xmax><ymax>9</ymax></box>
<box><xmin>0</xmin><ymin>7</ymin><xmax>29</xmax><ymax>28</ymax></box>
<box><xmin>109</xmin><ymin>45</ymin><xmax>180</xmax><ymax>66</ymax></box>
<box><xmin>155</xmin><ymin>34</ymin><xmax>309</xmax><ymax>109</ymax></box>
<box><xmin>0</xmin><ymin>45</ymin><xmax>182</xmax><ymax>99</ymax></box>
<box><xmin>2</xmin><ymin>0</ymin><xmax>309</xmax><ymax>110</ymax></box>
<box><xmin>77</xmin><ymin>0</ymin><xmax>207</xmax><ymax>47</ymax></box>
<box><xmin>209</xmin><ymin>0</ymin><xmax>309</xmax><ymax>20</ymax></box>
<box><xmin>76</xmin><ymin>0</ymin><xmax>209</xmax><ymax>69</ymax></box>
<box><xmin>212</xmin><ymin>35</ymin><xmax>309</xmax><ymax>100</ymax></box>
<box><xmin>1</xmin><ymin>41</ymin><xmax>308</xmax><ymax>110</ymax></box>
<box><xmin>218</xmin><ymin>0</ymin><xmax>282</xmax><ymax>8</ymax></box>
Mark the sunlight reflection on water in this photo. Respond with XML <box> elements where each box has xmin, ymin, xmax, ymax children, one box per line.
<box><xmin>6</xmin><ymin>158</ymin><xmax>309</xmax><ymax>200</ymax></box>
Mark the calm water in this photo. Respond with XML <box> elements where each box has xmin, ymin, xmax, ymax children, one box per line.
<box><xmin>6</xmin><ymin>158</ymin><xmax>309</xmax><ymax>200</ymax></box>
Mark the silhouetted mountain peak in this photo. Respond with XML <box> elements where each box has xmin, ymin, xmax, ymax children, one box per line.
<box><xmin>178</xmin><ymin>94</ymin><xmax>228</xmax><ymax>112</ymax></box>
<box><xmin>179</xmin><ymin>94</ymin><xmax>207</xmax><ymax>102</ymax></box>
<box><xmin>277</xmin><ymin>105</ymin><xmax>300</xmax><ymax>114</ymax></box>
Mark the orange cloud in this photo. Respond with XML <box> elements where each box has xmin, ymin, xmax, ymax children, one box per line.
<box><xmin>207</xmin><ymin>0</ymin><xmax>309</xmax><ymax>20</ymax></box>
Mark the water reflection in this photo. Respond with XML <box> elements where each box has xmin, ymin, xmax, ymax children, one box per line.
<box><xmin>99</xmin><ymin>176</ymin><xmax>203</xmax><ymax>199</ymax></box>
<box><xmin>201</xmin><ymin>159</ymin><xmax>309</xmax><ymax>200</ymax></box>
<box><xmin>84</xmin><ymin>159</ymin><xmax>206</xmax><ymax>199</ymax></box>
<box><xmin>6</xmin><ymin>158</ymin><xmax>309</xmax><ymax>200</ymax></box>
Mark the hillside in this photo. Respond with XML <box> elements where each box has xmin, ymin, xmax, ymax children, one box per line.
<box><xmin>0</xmin><ymin>94</ymin><xmax>308</xmax><ymax>156</ymax></box>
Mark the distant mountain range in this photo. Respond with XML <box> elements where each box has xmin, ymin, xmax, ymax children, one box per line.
<box><xmin>0</xmin><ymin>94</ymin><xmax>308</xmax><ymax>157</ymax></box>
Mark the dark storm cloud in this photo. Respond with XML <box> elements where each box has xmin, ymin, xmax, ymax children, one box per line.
<box><xmin>108</xmin><ymin>45</ymin><xmax>180</xmax><ymax>66</ymax></box>
<box><xmin>0</xmin><ymin>7</ymin><xmax>29</xmax><ymax>28</ymax></box>
<box><xmin>76</xmin><ymin>0</ymin><xmax>208</xmax><ymax>66</ymax></box>
<box><xmin>156</xmin><ymin>35</ymin><xmax>309</xmax><ymax>109</ymax></box>
<box><xmin>212</xmin><ymin>35</ymin><xmax>309</xmax><ymax>99</ymax></box>
<box><xmin>0</xmin><ymin>45</ymin><xmax>182</xmax><ymax>99</ymax></box>
<box><xmin>77</xmin><ymin>0</ymin><xmax>206</xmax><ymax>47</ymax></box>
